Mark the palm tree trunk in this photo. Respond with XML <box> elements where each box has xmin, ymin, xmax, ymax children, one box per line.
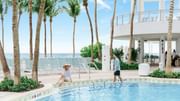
<box><xmin>166</xmin><ymin>0</ymin><xmax>174</xmax><ymax>73</ymax></box>
<box><xmin>32</xmin><ymin>0</ymin><xmax>45</xmax><ymax>82</ymax></box>
<box><xmin>94</xmin><ymin>0</ymin><xmax>101</xmax><ymax>61</ymax></box>
<box><xmin>44</xmin><ymin>15</ymin><xmax>47</xmax><ymax>57</ymax></box>
<box><xmin>18</xmin><ymin>9</ymin><xmax>22</xmax><ymax>28</ymax></box>
<box><xmin>12</xmin><ymin>0</ymin><xmax>20</xmax><ymax>85</ymax></box>
<box><xmin>85</xmin><ymin>7</ymin><xmax>94</xmax><ymax>62</ymax></box>
<box><xmin>0</xmin><ymin>42</ymin><xmax>11</xmax><ymax>79</ymax></box>
<box><xmin>1</xmin><ymin>14</ymin><xmax>4</xmax><ymax>49</ymax></box>
<box><xmin>128</xmin><ymin>0</ymin><xmax>136</xmax><ymax>64</ymax></box>
<box><xmin>50</xmin><ymin>16</ymin><xmax>53</xmax><ymax>57</ymax></box>
<box><xmin>110</xmin><ymin>0</ymin><xmax>117</xmax><ymax>59</ymax></box>
<box><xmin>29</xmin><ymin>0</ymin><xmax>33</xmax><ymax>60</ymax></box>
<box><xmin>72</xmin><ymin>17</ymin><xmax>76</xmax><ymax>58</ymax></box>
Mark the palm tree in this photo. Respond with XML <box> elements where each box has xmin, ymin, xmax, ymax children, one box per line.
<box><xmin>29</xmin><ymin>0</ymin><xmax>33</xmax><ymax>60</ymax></box>
<box><xmin>33</xmin><ymin>0</ymin><xmax>48</xmax><ymax>58</ymax></box>
<box><xmin>166</xmin><ymin>0</ymin><xmax>175</xmax><ymax>73</ymax></box>
<box><xmin>64</xmin><ymin>0</ymin><xmax>80</xmax><ymax>58</ymax></box>
<box><xmin>46</xmin><ymin>0</ymin><xmax>63</xmax><ymax>57</ymax></box>
<box><xmin>0</xmin><ymin>0</ymin><xmax>9</xmax><ymax>49</ymax></box>
<box><xmin>127</xmin><ymin>0</ymin><xmax>136</xmax><ymax>64</ymax></box>
<box><xmin>0</xmin><ymin>0</ymin><xmax>4</xmax><ymax>49</ymax></box>
<box><xmin>43</xmin><ymin>14</ymin><xmax>47</xmax><ymax>57</ymax></box>
<box><xmin>12</xmin><ymin>0</ymin><xmax>20</xmax><ymax>85</ymax></box>
<box><xmin>0</xmin><ymin>42</ymin><xmax>11</xmax><ymax>79</ymax></box>
<box><xmin>32</xmin><ymin>0</ymin><xmax>45</xmax><ymax>82</ymax></box>
<box><xmin>83</xmin><ymin>0</ymin><xmax>94</xmax><ymax>62</ymax></box>
<box><xmin>94</xmin><ymin>0</ymin><xmax>101</xmax><ymax>61</ymax></box>
<box><xmin>17</xmin><ymin>0</ymin><xmax>28</xmax><ymax>27</ymax></box>
<box><xmin>43</xmin><ymin>0</ymin><xmax>51</xmax><ymax>58</ymax></box>
<box><xmin>109</xmin><ymin>0</ymin><xmax>117</xmax><ymax>60</ymax></box>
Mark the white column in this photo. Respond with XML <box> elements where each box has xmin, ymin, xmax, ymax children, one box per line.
<box><xmin>176</xmin><ymin>38</ymin><xmax>180</xmax><ymax>55</ymax></box>
<box><xmin>102</xmin><ymin>45</ymin><xmax>110</xmax><ymax>71</ymax></box>
<box><xmin>159</xmin><ymin>37</ymin><xmax>165</xmax><ymax>70</ymax></box>
<box><xmin>138</xmin><ymin>39</ymin><xmax>144</xmax><ymax>63</ymax></box>
<box><xmin>159</xmin><ymin>0</ymin><xmax>165</xmax><ymax>21</ymax></box>
<box><xmin>139</xmin><ymin>0</ymin><xmax>144</xmax><ymax>22</ymax></box>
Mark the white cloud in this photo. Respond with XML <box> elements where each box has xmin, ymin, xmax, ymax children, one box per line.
<box><xmin>95</xmin><ymin>0</ymin><xmax>111</xmax><ymax>10</ymax></box>
<box><xmin>123</xmin><ymin>0</ymin><xmax>127</xmax><ymax>4</ymax></box>
<box><xmin>81</xmin><ymin>0</ymin><xmax>111</xmax><ymax>11</ymax></box>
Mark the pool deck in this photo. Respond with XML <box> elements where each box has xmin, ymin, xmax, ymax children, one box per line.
<box><xmin>1</xmin><ymin>67</ymin><xmax>180</xmax><ymax>101</ymax></box>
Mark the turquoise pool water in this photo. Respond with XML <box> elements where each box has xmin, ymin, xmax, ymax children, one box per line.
<box><xmin>37</xmin><ymin>82</ymin><xmax>180</xmax><ymax>101</ymax></box>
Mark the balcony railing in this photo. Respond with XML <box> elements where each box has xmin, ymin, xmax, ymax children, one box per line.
<box><xmin>116</xmin><ymin>9</ymin><xmax>180</xmax><ymax>25</ymax></box>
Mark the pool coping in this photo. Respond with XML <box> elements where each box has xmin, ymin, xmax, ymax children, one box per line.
<box><xmin>4</xmin><ymin>77</ymin><xmax>180</xmax><ymax>101</ymax></box>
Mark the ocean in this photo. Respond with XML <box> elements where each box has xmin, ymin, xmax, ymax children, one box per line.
<box><xmin>5</xmin><ymin>53</ymin><xmax>81</xmax><ymax>59</ymax></box>
<box><xmin>0</xmin><ymin>53</ymin><xmax>85</xmax><ymax>70</ymax></box>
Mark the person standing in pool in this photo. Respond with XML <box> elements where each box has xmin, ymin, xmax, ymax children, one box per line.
<box><xmin>112</xmin><ymin>56</ymin><xmax>123</xmax><ymax>83</ymax></box>
<box><xmin>56</xmin><ymin>64</ymin><xmax>72</xmax><ymax>86</ymax></box>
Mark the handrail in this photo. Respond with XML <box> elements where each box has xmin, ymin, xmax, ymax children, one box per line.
<box><xmin>117</xmin><ymin>9</ymin><xmax>180</xmax><ymax>25</ymax></box>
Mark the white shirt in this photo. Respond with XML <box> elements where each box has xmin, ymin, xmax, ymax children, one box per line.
<box><xmin>173</xmin><ymin>52</ymin><xmax>176</xmax><ymax>59</ymax></box>
<box><xmin>112</xmin><ymin>58</ymin><xmax>120</xmax><ymax>71</ymax></box>
<box><xmin>63</xmin><ymin>70</ymin><xmax>71</xmax><ymax>80</ymax></box>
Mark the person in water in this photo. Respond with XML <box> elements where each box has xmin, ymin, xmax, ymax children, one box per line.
<box><xmin>112</xmin><ymin>56</ymin><xmax>123</xmax><ymax>83</ymax></box>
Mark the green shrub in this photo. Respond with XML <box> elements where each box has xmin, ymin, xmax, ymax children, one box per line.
<box><xmin>131</xmin><ymin>48</ymin><xmax>138</xmax><ymax>62</ymax></box>
<box><xmin>0</xmin><ymin>76</ymin><xmax>39</xmax><ymax>92</ymax></box>
<box><xmin>120</xmin><ymin>61</ymin><xmax>138</xmax><ymax>70</ymax></box>
<box><xmin>149</xmin><ymin>69</ymin><xmax>180</xmax><ymax>78</ymax></box>
<box><xmin>80</xmin><ymin>43</ymin><xmax>103</xmax><ymax>59</ymax></box>
<box><xmin>0</xmin><ymin>78</ymin><xmax>13</xmax><ymax>91</ymax></box>
<box><xmin>149</xmin><ymin>69</ymin><xmax>166</xmax><ymax>78</ymax></box>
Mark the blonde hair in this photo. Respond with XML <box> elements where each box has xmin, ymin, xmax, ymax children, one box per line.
<box><xmin>63</xmin><ymin>64</ymin><xmax>71</xmax><ymax>69</ymax></box>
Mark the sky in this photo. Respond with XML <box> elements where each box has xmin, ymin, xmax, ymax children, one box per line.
<box><xmin>0</xmin><ymin>0</ymin><xmax>179</xmax><ymax>54</ymax></box>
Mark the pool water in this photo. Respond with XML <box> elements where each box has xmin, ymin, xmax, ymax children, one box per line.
<box><xmin>37</xmin><ymin>82</ymin><xmax>180</xmax><ymax>101</ymax></box>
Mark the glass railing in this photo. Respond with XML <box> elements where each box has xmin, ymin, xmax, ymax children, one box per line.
<box><xmin>116</xmin><ymin>9</ymin><xmax>180</xmax><ymax>25</ymax></box>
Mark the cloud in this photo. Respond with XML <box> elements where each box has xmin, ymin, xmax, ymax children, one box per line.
<box><xmin>95</xmin><ymin>0</ymin><xmax>111</xmax><ymax>10</ymax></box>
<box><xmin>123</xmin><ymin>0</ymin><xmax>127</xmax><ymax>4</ymax></box>
<box><xmin>81</xmin><ymin>0</ymin><xmax>111</xmax><ymax>11</ymax></box>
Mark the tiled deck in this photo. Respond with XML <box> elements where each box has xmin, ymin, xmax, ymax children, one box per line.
<box><xmin>1</xmin><ymin>67</ymin><xmax>180</xmax><ymax>101</ymax></box>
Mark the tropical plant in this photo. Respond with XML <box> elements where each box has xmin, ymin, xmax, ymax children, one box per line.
<box><xmin>12</xmin><ymin>0</ymin><xmax>21</xmax><ymax>85</ymax></box>
<box><xmin>166</xmin><ymin>0</ymin><xmax>175</xmax><ymax>73</ymax></box>
<box><xmin>0</xmin><ymin>77</ymin><xmax>39</xmax><ymax>92</ymax></box>
<box><xmin>0</xmin><ymin>0</ymin><xmax>9</xmax><ymax>49</ymax></box>
<box><xmin>120</xmin><ymin>61</ymin><xmax>138</xmax><ymax>70</ymax></box>
<box><xmin>29</xmin><ymin>0</ymin><xmax>33</xmax><ymax>60</ymax></box>
<box><xmin>43</xmin><ymin>0</ymin><xmax>50</xmax><ymax>57</ymax></box>
<box><xmin>0</xmin><ymin>42</ymin><xmax>11</xmax><ymax>79</ymax></box>
<box><xmin>80</xmin><ymin>43</ymin><xmax>102</xmax><ymax>59</ymax></box>
<box><xmin>32</xmin><ymin>0</ymin><xmax>45</xmax><ymax>82</ymax></box>
<box><xmin>83</xmin><ymin>0</ymin><xmax>94</xmax><ymax>62</ymax></box>
<box><xmin>113</xmin><ymin>48</ymin><xmax>124</xmax><ymax>61</ymax></box>
<box><xmin>109</xmin><ymin>0</ymin><xmax>117</xmax><ymax>61</ymax></box>
<box><xmin>127</xmin><ymin>0</ymin><xmax>137</xmax><ymax>64</ymax></box>
<box><xmin>149</xmin><ymin>69</ymin><xmax>180</xmax><ymax>78</ymax></box>
<box><xmin>17</xmin><ymin>0</ymin><xmax>28</xmax><ymax>27</ymax></box>
<box><xmin>94</xmin><ymin>0</ymin><xmax>101</xmax><ymax>60</ymax></box>
<box><xmin>131</xmin><ymin>48</ymin><xmax>138</xmax><ymax>62</ymax></box>
<box><xmin>32</xmin><ymin>0</ymin><xmax>47</xmax><ymax>57</ymax></box>
<box><xmin>64</xmin><ymin>0</ymin><xmax>80</xmax><ymax>58</ymax></box>
<box><xmin>46</xmin><ymin>0</ymin><xmax>63</xmax><ymax>57</ymax></box>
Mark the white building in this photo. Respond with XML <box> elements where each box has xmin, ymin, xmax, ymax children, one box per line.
<box><xmin>114</xmin><ymin>0</ymin><xmax>180</xmax><ymax>67</ymax></box>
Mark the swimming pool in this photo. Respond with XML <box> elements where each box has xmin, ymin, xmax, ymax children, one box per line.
<box><xmin>36</xmin><ymin>81</ymin><xmax>180</xmax><ymax>101</ymax></box>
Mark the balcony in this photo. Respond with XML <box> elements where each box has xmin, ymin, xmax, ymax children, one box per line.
<box><xmin>114</xmin><ymin>9</ymin><xmax>180</xmax><ymax>40</ymax></box>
